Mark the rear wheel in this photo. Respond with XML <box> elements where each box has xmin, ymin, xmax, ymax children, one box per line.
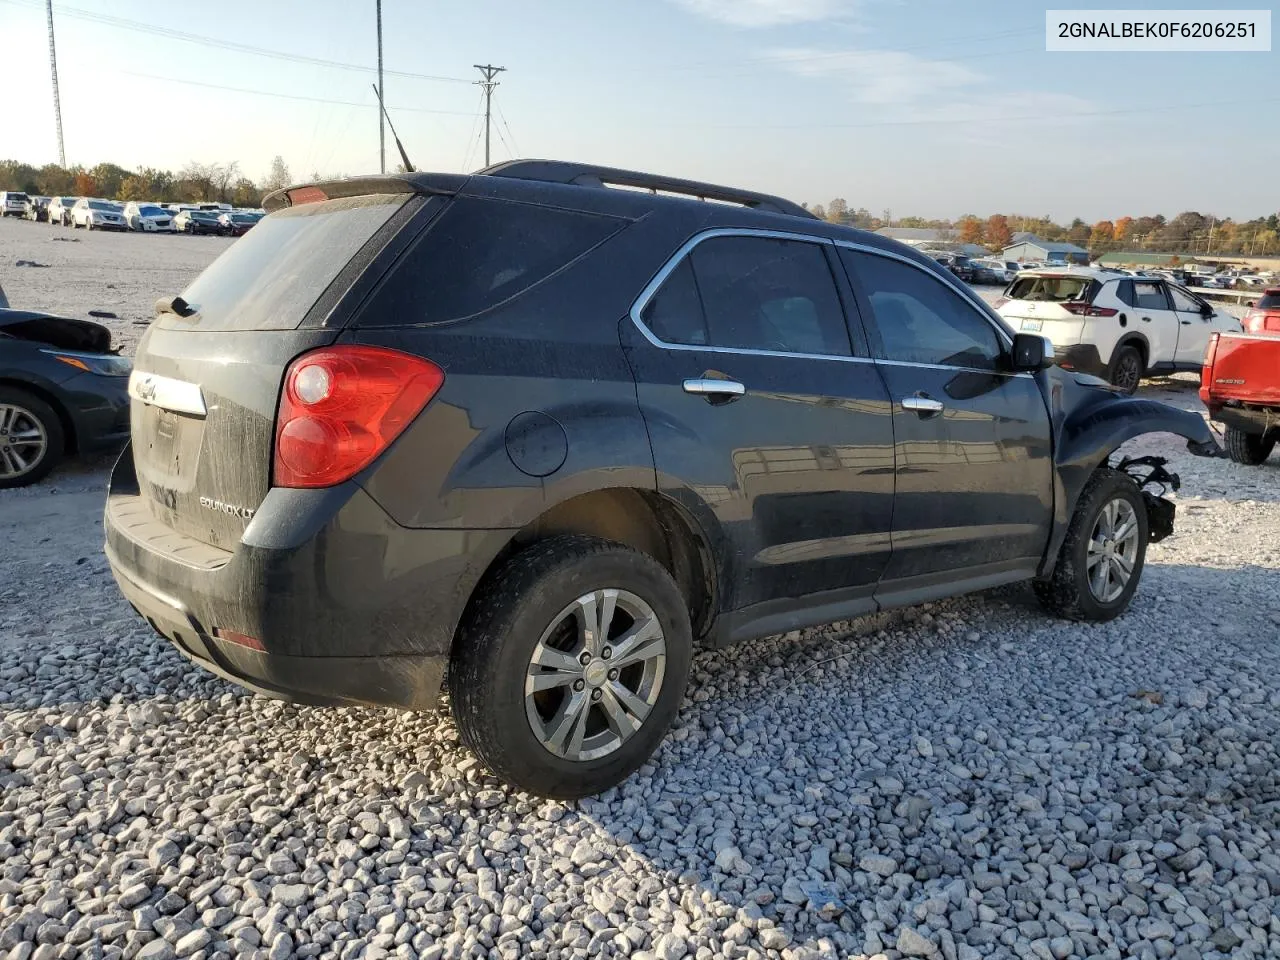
<box><xmin>0</xmin><ymin>388</ymin><xmax>64</xmax><ymax>488</ymax></box>
<box><xmin>1223</xmin><ymin>426</ymin><xmax>1276</xmax><ymax>465</ymax></box>
<box><xmin>1108</xmin><ymin>345</ymin><xmax>1143</xmax><ymax>395</ymax></box>
<box><xmin>448</xmin><ymin>535</ymin><xmax>692</xmax><ymax>799</ymax></box>
<box><xmin>1034</xmin><ymin>467</ymin><xmax>1148</xmax><ymax>622</ymax></box>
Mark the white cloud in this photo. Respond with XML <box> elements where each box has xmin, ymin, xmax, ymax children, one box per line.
<box><xmin>670</xmin><ymin>0</ymin><xmax>860</xmax><ymax>28</ymax></box>
<box><xmin>767</xmin><ymin>47</ymin><xmax>1094</xmax><ymax>127</ymax></box>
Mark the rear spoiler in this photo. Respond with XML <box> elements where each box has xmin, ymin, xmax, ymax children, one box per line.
<box><xmin>263</xmin><ymin>173</ymin><xmax>468</xmax><ymax>213</ymax></box>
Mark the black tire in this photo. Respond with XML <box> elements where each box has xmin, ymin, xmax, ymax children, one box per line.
<box><xmin>1223</xmin><ymin>426</ymin><xmax>1275</xmax><ymax>466</ymax></box>
<box><xmin>1107</xmin><ymin>345</ymin><xmax>1143</xmax><ymax>395</ymax></box>
<box><xmin>1034</xmin><ymin>467</ymin><xmax>1149</xmax><ymax>622</ymax></box>
<box><xmin>448</xmin><ymin>535</ymin><xmax>693</xmax><ymax>799</ymax></box>
<box><xmin>0</xmin><ymin>387</ymin><xmax>65</xmax><ymax>489</ymax></box>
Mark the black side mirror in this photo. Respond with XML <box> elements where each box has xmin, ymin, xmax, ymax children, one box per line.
<box><xmin>1199</xmin><ymin>302</ymin><xmax>1213</xmax><ymax>318</ymax></box>
<box><xmin>1011</xmin><ymin>332</ymin><xmax>1054</xmax><ymax>372</ymax></box>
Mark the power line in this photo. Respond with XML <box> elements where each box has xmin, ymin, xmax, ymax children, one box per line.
<box><xmin>473</xmin><ymin>64</ymin><xmax>506</xmax><ymax>168</ymax></box>
<box><xmin>496</xmin><ymin>102</ymin><xmax>521</xmax><ymax>158</ymax></box>
<box><xmin>114</xmin><ymin>70</ymin><xmax>481</xmax><ymax>116</ymax></box>
<box><xmin>1</xmin><ymin>0</ymin><xmax>470</xmax><ymax>84</ymax></box>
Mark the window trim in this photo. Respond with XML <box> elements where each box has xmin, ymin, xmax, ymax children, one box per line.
<box><xmin>629</xmin><ymin>228</ymin><xmax>870</xmax><ymax>363</ymax></box>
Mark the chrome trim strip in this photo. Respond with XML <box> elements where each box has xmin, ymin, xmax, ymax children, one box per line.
<box><xmin>128</xmin><ymin>370</ymin><xmax>207</xmax><ymax>418</ymax></box>
<box><xmin>683</xmin><ymin>377</ymin><xmax>745</xmax><ymax>396</ymax></box>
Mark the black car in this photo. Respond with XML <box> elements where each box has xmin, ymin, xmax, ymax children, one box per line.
<box><xmin>0</xmin><ymin>309</ymin><xmax>131</xmax><ymax>487</ymax></box>
<box><xmin>178</xmin><ymin>210</ymin><xmax>223</xmax><ymax>235</ymax></box>
<box><xmin>23</xmin><ymin>197</ymin><xmax>52</xmax><ymax>222</ymax></box>
<box><xmin>104</xmin><ymin>160</ymin><xmax>1217</xmax><ymax>798</ymax></box>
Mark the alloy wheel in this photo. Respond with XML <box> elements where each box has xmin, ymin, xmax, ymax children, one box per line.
<box><xmin>0</xmin><ymin>404</ymin><xmax>48</xmax><ymax>481</ymax></box>
<box><xmin>524</xmin><ymin>588</ymin><xmax>667</xmax><ymax>763</ymax></box>
<box><xmin>1086</xmin><ymin>497</ymin><xmax>1140</xmax><ymax>603</ymax></box>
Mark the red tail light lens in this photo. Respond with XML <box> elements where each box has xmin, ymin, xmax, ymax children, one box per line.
<box><xmin>274</xmin><ymin>345</ymin><xmax>444</xmax><ymax>488</ymax></box>
<box><xmin>1062</xmin><ymin>301</ymin><xmax>1118</xmax><ymax>317</ymax></box>
<box><xmin>1199</xmin><ymin>332</ymin><xmax>1219</xmax><ymax>404</ymax></box>
<box><xmin>287</xmin><ymin>186</ymin><xmax>327</xmax><ymax>206</ymax></box>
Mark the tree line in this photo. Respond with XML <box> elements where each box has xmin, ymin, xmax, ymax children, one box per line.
<box><xmin>807</xmin><ymin>199</ymin><xmax>1280</xmax><ymax>258</ymax></box>
<box><xmin>0</xmin><ymin>156</ymin><xmax>296</xmax><ymax>208</ymax></box>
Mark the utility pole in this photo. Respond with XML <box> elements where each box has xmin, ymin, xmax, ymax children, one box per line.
<box><xmin>376</xmin><ymin>0</ymin><xmax>385</xmax><ymax>174</ymax></box>
<box><xmin>46</xmin><ymin>0</ymin><xmax>65</xmax><ymax>167</ymax></box>
<box><xmin>473</xmin><ymin>64</ymin><xmax>506</xmax><ymax>167</ymax></box>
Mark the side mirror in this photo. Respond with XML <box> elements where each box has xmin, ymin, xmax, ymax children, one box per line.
<box><xmin>1199</xmin><ymin>302</ymin><xmax>1214</xmax><ymax>318</ymax></box>
<box><xmin>1011</xmin><ymin>332</ymin><xmax>1054</xmax><ymax>372</ymax></box>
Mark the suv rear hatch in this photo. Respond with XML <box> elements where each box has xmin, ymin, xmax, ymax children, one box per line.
<box><xmin>127</xmin><ymin>188</ymin><xmax>426</xmax><ymax>552</ymax></box>
<box><xmin>997</xmin><ymin>273</ymin><xmax>1103</xmax><ymax>345</ymax></box>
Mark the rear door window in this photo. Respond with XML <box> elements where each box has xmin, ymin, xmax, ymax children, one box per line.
<box><xmin>1133</xmin><ymin>281</ymin><xmax>1170</xmax><ymax>310</ymax></box>
<box><xmin>361</xmin><ymin>196</ymin><xmax>625</xmax><ymax>326</ymax></box>
<box><xmin>1258</xmin><ymin>291</ymin><xmax>1280</xmax><ymax>309</ymax></box>
<box><xmin>641</xmin><ymin>235</ymin><xmax>854</xmax><ymax>357</ymax></box>
<box><xmin>172</xmin><ymin>194</ymin><xmax>408</xmax><ymax>331</ymax></box>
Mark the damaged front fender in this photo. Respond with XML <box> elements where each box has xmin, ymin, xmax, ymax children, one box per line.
<box><xmin>1038</xmin><ymin>368</ymin><xmax>1219</xmax><ymax>576</ymax></box>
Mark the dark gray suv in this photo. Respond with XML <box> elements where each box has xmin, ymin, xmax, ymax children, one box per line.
<box><xmin>105</xmin><ymin>160</ymin><xmax>1217</xmax><ymax>798</ymax></box>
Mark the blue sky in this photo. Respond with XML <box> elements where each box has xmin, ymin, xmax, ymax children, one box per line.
<box><xmin>1</xmin><ymin>0</ymin><xmax>1275</xmax><ymax>220</ymax></box>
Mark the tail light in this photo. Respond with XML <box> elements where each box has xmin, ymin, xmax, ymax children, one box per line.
<box><xmin>1199</xmin><ymin>332</ymin><xmax>1220</xmax><ymax>404</ymax></box>
<box><xmin>274</xmin><ymin>345</ymin><xmax>445</xmax><ymax>488</ymax></box>
<box><xmin>1062</xmin><ymin>301</ymin><xmax>1118</xmax><ymax>317</ymax></box>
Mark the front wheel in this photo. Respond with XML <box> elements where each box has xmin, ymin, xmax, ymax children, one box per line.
<box><xmin>1034</xmin><ymin>467</ymin><xmax>1149</xmax><ymax>622</ymax></box>
<box><xmin>0</xmin><ymin>388</ymin><xmax>64</xmax><ymax>488</ymax></box>
<box><xmin>1223</xmin><ymin>426</ymin><xmax>1276</xmax><ymax>465</ymax></box>
<box><xmin>449</xmin><ymin>535</ymin><xmax>692</xmax><ymax>799</ymax></box>
<box><xmin>1107</xmin><ymin>345</ymin><xmax>1143</xmax><ymax>395</ymax></box>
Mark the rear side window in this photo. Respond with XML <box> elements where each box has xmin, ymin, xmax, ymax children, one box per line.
<box><xmin>642</xmin><ymin>235</ymin><xmax>853</xmax><ymax>357</ymax></box>
<box><xmin>1006</xmin><ymin>275</ymin><xmax>1094</xmax><ymax>303</ymax></box>
<box><xmin>364</xmin><ymin>197</ymin><xmax>624</xmax><ymax>326</ymax></box>
<box><xmin>1133</xmin><ymin>281</ymin><xmax>1169</xmax><ymax>310</ymax></box>
<box><xmin>173</xmin><ymin>194</ymin><xmax>407</xmax><ymax>331</ymax></box>
<box><xmin>1258</xmin><ymin>291</ymin><xmax>1280</xmax><ymax>309</ymax></box>
<box><xmin>1116</xmin><ymin>279</ymin><xmax>1135</xmax><ymax>307</ymax></box>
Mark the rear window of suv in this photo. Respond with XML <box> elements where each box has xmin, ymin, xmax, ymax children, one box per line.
<box><xmin>1258</xmin><ymin>291</ymin><xmax>1280</xmax><ymax>309</ymax></box>
<box><xmin>169</xmin><ymin>194</ymin><xmax>407</xmax><ymax>331</ymax></box>
<box><xmin>358</xmin><ymin>196</ymin><xmax>625</xmax><ymax>326</ymax></box>
<box><xmin>1006</xmin><ymin>275</ymin><xmax>1097</xmax><ymax>303</ymax></box>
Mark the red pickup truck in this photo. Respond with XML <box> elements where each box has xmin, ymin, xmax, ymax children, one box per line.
<box><xmin>1201</xmin><ymin>330</ymin><xmax>1280</xmax><ymax>465</ymax></box>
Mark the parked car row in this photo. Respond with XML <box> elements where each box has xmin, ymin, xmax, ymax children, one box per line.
<box><xmin>3</xmin><ymin>193</ymin><xmax>263</xmax><ymax>236</ymax></box>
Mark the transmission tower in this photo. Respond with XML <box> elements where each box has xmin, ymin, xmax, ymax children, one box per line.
<box><xmin>46</xmin><ymin>0</ymin><xmax>66</xmax><ymax>167</ymax></box>
<box><xmin>473</xmin><ymin>64</ymin><xmax>506</xmax><ymax>167</ymax></box>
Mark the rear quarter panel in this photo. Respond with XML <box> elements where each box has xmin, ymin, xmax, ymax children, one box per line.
<box><xmin>1201</xmin><ymin>333</ymin><xmax>1280</xmax><ymax>408</ymax></box>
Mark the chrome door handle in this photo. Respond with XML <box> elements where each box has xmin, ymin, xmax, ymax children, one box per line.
<box><xmin>683</xmin><ymin>378</ymin><xmax>745</xmax><ymax>398</ymax></box>
<box><xmin>901</xmin><ymin>395</ymin><xmax>944</xmax><ymax>415</ymax></box>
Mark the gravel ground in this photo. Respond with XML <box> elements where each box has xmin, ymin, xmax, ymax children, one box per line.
<box><xmin>3</xmin><ymin>217</ymin><xmax>1280</xmax><ymax>960</ymax></box>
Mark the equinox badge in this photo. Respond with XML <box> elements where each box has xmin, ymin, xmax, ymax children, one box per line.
<box><xmin>199</xmin><ymin>496</ymin><xmax>255</xmax><ymax>520</ymax></box>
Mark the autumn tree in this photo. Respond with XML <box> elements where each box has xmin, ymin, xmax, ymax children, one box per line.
<box><xmin>957</xmin><ymin>215</ymin><xmax>983</xmax><ymax>246</ymax></box>
<box><xmin>90</xmin><ymin>163</ymin><xmax>132</xmax><ymax>199</ymax></box>
<box><xmin>1113</xmin><ymin>216</ymin><xmax>1133</xmax><ymax>242</ymax></box>
<box><xmin>984</xmin><ymin>214</ymin><xmax>1012</xmax><ymax>250</ymax></box>
<box><xmin>260</xmin><ymin>155</ymin><xmax>291</xmax><ymax>192</ymax></box>
<box><xmin>118</xmin><ymin>175</ymin><xmax>151</xmax><ymax>201</ymax></box>
<box><xmin>73</xmin><ymin>171</ymin><xmax>97</xmax><ymax>196</ymax></box>
<box><xmin>826</xmin><ymin>198</ymin><xmax>848</xmax><ymax>224</ymax></box>
<box><xmin>1089</xmin><ymin>220</ymin><xmax>1115</xmax><ymax>247</ymax></box>
<box><xmin>231</xmin><ymin>178</ymin><xmax>260</xmax><ymax>208</ymax></box>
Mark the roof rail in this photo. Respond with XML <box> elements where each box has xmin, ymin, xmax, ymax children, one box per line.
<box><xmin>478</xmin><ymin>159</ymin><xmax>816</xmax><ymax>220</ymax></box>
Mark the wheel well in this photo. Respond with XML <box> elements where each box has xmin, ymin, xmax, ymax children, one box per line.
<box><xmin>0</xmin><ymin>378</ymin><xmax>75</xmax><ymax>453</ymax></box>
<box><xmin>465</xmin><ymin>488</ymin><xmax>717</xmax><ymax>644</ymax></box>
<box><xmin>1113</xmin><ymin>335</ymin><xmax>1149</xmax><ymax>371</ymax></box>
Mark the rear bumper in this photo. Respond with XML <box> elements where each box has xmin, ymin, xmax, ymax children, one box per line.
<box><xmin>108</xmin><ymin>553</ymin><xmax>446</xmax><ymax>709</ymax></box>
<box><xmin>1054</xmin><ymin>343</ymin><xmax>1107</xmax><ymax>378</ymax></box>
<box><xmin>1208</xmin><ymin>403</ymin><xmax>1280</xmax><ymax>436</ymax></box>
<box><xmin>103</xmin><ymin>445</ymin><xmax>517</xmax><ymax>709</ymax></box>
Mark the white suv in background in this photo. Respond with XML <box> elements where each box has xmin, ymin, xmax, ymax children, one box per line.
<box><xmin>71</xmin><ymin>198</ymin><xmax>127</xmax><ymax>231</ymax></box>
<box><xmin>123</xmin><ymin>202</ymin><xmax>176</xmax><ymax>232</ymax></box>
<box><xmin>996</xmin><ymin>268</ymin><xmax>1242</xmax><ymax>394</ymax></box>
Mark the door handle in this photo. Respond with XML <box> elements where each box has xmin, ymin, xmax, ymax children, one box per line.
<box><xmin>1141</xmin><ymin>316</ymin><xmax>1152</xmax><ymax>322</ymax></box>
<box><xmin>683</xmin><ymin>378</ymin><xmax>745</xmax><ymax>399</ymax></box>
<box><xmin>901</xmin><ymin>394</ymin><xmax>944</xmax><ymax>416</ymax></box>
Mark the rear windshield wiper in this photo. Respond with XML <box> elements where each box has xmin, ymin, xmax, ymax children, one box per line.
<box><xmin>155</xmin><ymin>295</ymin><xmax>196</xmax><ymax>319</ymax></box>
